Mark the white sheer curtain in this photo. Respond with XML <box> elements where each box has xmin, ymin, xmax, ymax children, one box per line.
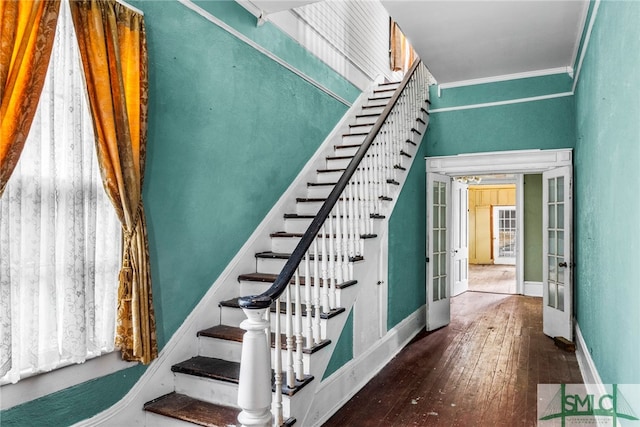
<box><xmin>0</xmin><ymin>0</ymin><xmax>122</xmax><ymax>384</ymax></box>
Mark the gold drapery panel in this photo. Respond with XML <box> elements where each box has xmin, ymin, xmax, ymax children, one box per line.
<box><xmin>0</xmin><ymin>0</ymin><xmax>60</xmax><ymax>196</ymax></box>
<box><xmin>390</xmin><ymin>19</ymin><xmax>415</xmax><ymax>73</ymax></box>
<box><xmin>70</xmin><ymin>0</ymin><xmax>157</xmax><ymax>364</ymax></box>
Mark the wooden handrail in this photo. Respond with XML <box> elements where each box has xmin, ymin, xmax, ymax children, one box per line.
<box><xmin>238</xmin><ymin>59</ymin><xmax>422</xmax><ymax>310</ymax></box>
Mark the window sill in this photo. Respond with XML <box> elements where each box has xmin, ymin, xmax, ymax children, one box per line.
<box><xmin>0</xmin><ymin>352</ymin><xmax>136</xmax><ymax>410</ymax></box>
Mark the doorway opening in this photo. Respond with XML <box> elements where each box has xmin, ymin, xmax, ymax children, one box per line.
<box><xmin>465</xmin><ymin>177</ymin><xmax>517</xmax><ymax>294</ymax></box>
<box><xmin>425</xmin><ymin>149</ymin><xmax>574</xmax><ymax>341</ymax></box>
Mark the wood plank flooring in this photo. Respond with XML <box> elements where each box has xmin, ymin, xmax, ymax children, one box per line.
<box><xmin>323</xmin><ymin>292</ymin><xmax>583</xmax><ymax>426</ymax></box>
<box><xmin>468</xmin><ymin>264</ymin><xmax>516</xmax><ymax>294</ymax></box>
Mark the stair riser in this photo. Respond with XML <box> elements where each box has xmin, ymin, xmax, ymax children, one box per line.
<box><xmin>355</xmin><ymin>114</ymin><xmax>379</xmax><ymax>125</ymax></box>
<box><xmin>199</xmin><ymin>336</ymin><xmax>243</xmax><ymax>362</ymax></box>
<box><xmin>348</xmin><ymin>124</ymin><xmax>374</xmax><ymax>134</ymax></box>
<box><xmin>219</xmin><ymin>305</ymin><xmax>331</xmax><ymax>338</ymax></box>
<box><xmin>334</xmin><ymin>145</ymin><xmax>360</xmax><ymax>157</ymax></box>
<box><xmin>271</xmin><ymin>236</ymin><xmax>303</xmax><ymax>253</ymax></box>
<box><xmin>257</xmin><ymin>255</ymin><xmax>353</xmax><ymax>277</ymax></box>
<box><xmin>284</xmin><ymin>217</ymin><xmax>314</xmax><ymax>234</ymax></box>
<box><xmin>307</xmin><ymin>184</ymin><xmax>335</xmax><ymax>198</ymax></box>
<box><xmin>342</xmin><ymin>133</ymin><xmax>366</xmax><ymax>145</ymax></box>
<box><xmin>198</xmin><ymin>334</ymin><xmax>319</xmax><ymax>379</ymax></box>
<box><xmin>361</xmin><ymin>105</ymin><xmax>385</xmax><ymax>115</ymax></box>
<box><xmin>326</xmin><ymin>157</ymin><xmax>352</xmax><ymax>170</ymax></box>
<box><xmin>315</xmin><ymin>170</ymin><xmax>343</xmax><ymax>184</ymax></box>
<box><xmin>365</xmin><ymin>97</ymin><xmax>390</xmax><ymax>107</ymax></box>
<box><xmin>174</xmin><ymin>373</ymin><xmax>239</xmax><ymax>408</ymax></box>
<box><xmin>296</xmin><ymin>200</ymin><xmax>325</xmax><ymax>215</ymax></box>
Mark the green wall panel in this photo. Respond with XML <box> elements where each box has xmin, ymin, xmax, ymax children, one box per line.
<box><xmin>387</xmin><ymin>141</ymin><xmax>427</xmax><ymax>329</ymax></box>
<box><xmin>426</xmin><ymin>90</ymin><xmax>575</xmax><ymax>157</ymax></box>
<box><xmin>523</xmin><ymin>174</ymin><xmax>543</xmax><ymax>282</ymax></box>
<box><xmin>0</xmin><ymin>1</ymin><xmax>355</xmax><ymax>424</ymax></box>
<box><xmin>430</xmin><ymin>73</ymin><xmax>573</xmax><ymax>110</ymax></box>
<box><xmin>323</xmin><ymin>310</ymin><xmax>354</xmax><ymax>379</ymax></box>
<box><xmin>573</xmin><ymin>1</ymin><xmax>640</xmax><ymax>384</ymax></box>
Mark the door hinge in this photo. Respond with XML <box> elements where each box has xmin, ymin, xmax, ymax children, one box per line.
<box><xmin>426</xmin><ymin>257</ymin><xmax>430</xmax><ymax>263</ymax></box>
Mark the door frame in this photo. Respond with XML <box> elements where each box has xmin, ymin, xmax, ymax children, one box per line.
<box><xmin>426</xmin><ymin>148</ymin><xmax>573</xmax><ymax>296</ymax></box>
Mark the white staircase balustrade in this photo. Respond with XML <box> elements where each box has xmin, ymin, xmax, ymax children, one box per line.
<box><xmin>237</xmin><ymin>61</ymin><xmax>430</xmax><ymax>427</ymax></box>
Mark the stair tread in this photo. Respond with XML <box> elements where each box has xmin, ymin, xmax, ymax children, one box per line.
<box><xmin>144</xmin><ymin>392</ymin><xmax>239</xmax><ymax>427</ymax></box>
<box><xmin>316</xmin><ymin>168</ymin><xmax>345</xmax><ymax>174</ymax></box>
<box><xmin>219</xmin><ymin>297</ymin><xmax>346</xmax><ymax>320</ymax></box>
<box><xmin>172</xmin><ymin>356</ymin><xmax>240</xmax><ymax>383</ymax></box>
<box><xmin>198</xmin><ymin>324</ymin><xmax>333</xmax><ymax>355</ymax></box>
<box><xmin>255</xmin><ymin>250</ymin><xmax>364</xmax><ymax>263</ymax></box>
<box><xmin>270</xmin><ymin>231</ymin><xmax>378</xmax><ymax>239</ymax></box>
<box><xmin>284</xmin><ymin>213</ymin><xmax>384</xmax><ymax>220</ymax></box>
<box><xmin>238</xmin><ymin>272</ymin><xmax>359</xmax><ymax>289</ymax></box>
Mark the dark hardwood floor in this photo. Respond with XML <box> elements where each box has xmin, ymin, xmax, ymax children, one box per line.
<box><xmin>323</xmin><ymin>292</ymin><xmax>583</xmax><ymax>426</ymax></box>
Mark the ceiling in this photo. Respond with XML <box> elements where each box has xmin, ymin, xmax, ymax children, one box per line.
<box><xmin>244</xmin><ymin>0</ymin><xmax>589</xmax><ymax>87</ymax></box>
<box><xmin>381</xmin><ymin>0</ymin><xmax>590</xmax><ymax>85</ymax></box>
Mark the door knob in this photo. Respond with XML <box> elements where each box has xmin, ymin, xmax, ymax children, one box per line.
<box><xmin>558</xmin><ymin>261</ymin><xmax>568</xmax><ymax>268</ymax></box>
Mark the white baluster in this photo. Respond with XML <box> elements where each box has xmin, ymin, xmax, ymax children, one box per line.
<box><xmin>341</xmin><ymin>191</ymin><xmax>349</xmax><ymax>280</ymax></box>
<box><xmin>334</xmin><ymin>202</ymin><xmax>343</xmax><ymax>285</ymax></box>
<box><xmin>294</xmin><ymin>269</ymin><xmax>304</xmax><ymax>381</ymax></box>
<box><xmin>328</xmin><ymin>211</ymin><xmax>336</xmax><ymax>310</ymax></box>
<box><xmin>238</xmin><ymin>308</ymin><xmax>272</xmax><ymax>427</ymax></box>
<box><xmin>272</xmin><ymin>300</ymin><xmax>283</xmax><ymax>426</ymax></box>
<box><xmin>313</xmin><ymin>238</ymin><xmax>321</xmax><ymax>344</ymax></box>
<box><xmin>304</xmin><ymin>253</ymin><xmax>313</xmax><ymax>349</ymax></box>
<box><xmin>285</xmin><ymin>283</ymin><xmax>294</xmax><ymax>389</ymax></box>
<box><xmin>321</xmin><ymin>224</ymin><xmax>330</xmax><ymax>313</ymax></box>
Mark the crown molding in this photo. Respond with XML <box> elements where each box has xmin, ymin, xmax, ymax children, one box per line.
<box><xmin>438</xmin><ymin>67</ymin><xmax>573</xmax><ymax>91</ymax></box>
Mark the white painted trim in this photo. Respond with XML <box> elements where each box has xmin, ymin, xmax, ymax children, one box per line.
<box><xmin>572</xmin><ymin>0</ymin><xmax>601</xmax><ymax>94</ymax></box>
<box><xmin>0</xmin><ymin>352</ymin><xmax>134</xmax><ymax>410</ymax></box>
<box><xmin>575</xmin><ymin>323</ymin><xmax>606</xmax><ymax>396</ymax></box>
<box><xmin>177</xmin><ymin>0</ymin><xmax>353</xmax><ymax>107</ymax></box>
<box><xmin>428</xmin><ymin>91</ymin><xmax>574</xmax><ymax>114</ymax></box>
<box><xmin>426</xmin><ymin>149</ymin><xmax>573</xmax><ymax>176</ymax></box>
<box><xmin>438</xmin><ymin>67</ymin><xmax>572</xmax><ymax>91</ymax></box>
<box><xmin>569</xmin><ymin>0</ymin><xmax>590</xmax><ymax>80</ymax></box>
<box><xmin>516</xmin><ymin>175</ymin><xmax>525</xmax><ymax>294</ymax></box>
<box><xmin>72</xmin><ymin>85</ymin><xmax>377</xmax><ymax>427</ymax></box>
<box><xmin>303</xmin><ymin>306</ymin><xmax>426</xmax><ymax>427</ymax></box>
<box><xmin>523</xmin><ymin>281</ymin><xmax>543</xmax><ymax>297</ymax></box>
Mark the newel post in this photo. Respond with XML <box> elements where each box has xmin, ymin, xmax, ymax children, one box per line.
<box><xmin>237</xmin><ymin>307</ymin><xmax>272</xmax><ymax>427</ymax></box>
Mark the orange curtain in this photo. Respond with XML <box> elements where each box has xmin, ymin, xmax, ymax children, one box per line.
<box><xmin>390</xmin><ymin>19</ymin><xmax>415</xmax><ymax>73</ymax></box>
<box><xmin>70</xmin><ymin>0</ymin><xmax>157</xmax><ymax>364</ymax></box>
<box><xmin>0</xmin><ymin>0</ymin><xmax>60</xmax><ymax>196</ymax></box>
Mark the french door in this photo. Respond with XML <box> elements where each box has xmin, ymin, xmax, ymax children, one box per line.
<box><xmin>427</xmin><ymin>173</ymin><xmax>451</xmax><ymax>330</ymax></box>
<box><xmin>451</xmin><ymin>180</ymin><xmax>469</xmax><ymax>296</ymax></box>
<box><xmin>542</xmin><ymin>166</ymin><xmax>573</xmax><ymax>341</ymax></box>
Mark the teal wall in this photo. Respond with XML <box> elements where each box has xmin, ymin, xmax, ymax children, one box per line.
<box><xmin>323</xmin><ymin>310</ymin><xmax>354</xmax><ymax>379</ymax></box>
<box><xmin>523</xmin><ymin>174</ymin><xmax>543</xmax><ymax>282</ymax></box>
<box><xmin>0</xmin><ymin>1</ymin><xmax>359</xmax><ymax>425</ymax></box>
<box><xmin>573</xmin><ymin>0</ymin><xmax>640</xmax><ymax>384</ymax></box>
<box><xmin>426</xmin><ymin>93</ymin><xmax>575</xmax><ymax>157</ymax></box>
<box><xmin>387</xmin><ymin>140</ymin><xmax>427</xmax><ymax>329</ymax></box>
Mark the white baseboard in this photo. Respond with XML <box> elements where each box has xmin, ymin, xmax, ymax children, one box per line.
<box><xmin>302</xmin><ymin>305</ymin><xmax>426</xmax><ymax>427</ymax></box>
<box><xmin>524</xmin><ymin>281</ymin><xmax>543</xmax><ymax>297</ymax></box>
<box><xmin>575</xmin><ymin>323</ymin><xmax>604</xmax><ymax>393</ymax></box>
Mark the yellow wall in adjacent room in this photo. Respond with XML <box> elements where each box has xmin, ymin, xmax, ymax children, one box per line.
<box><xmin>469</xmin><ymin>185</ymin><xmax>516</xmax><ymax>264</ymax></box>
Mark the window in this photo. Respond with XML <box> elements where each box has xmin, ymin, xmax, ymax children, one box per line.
<box><xmin>0</xmin><ymin>0</ymin><xmax>121</xmax><ymax>384</ymax></box>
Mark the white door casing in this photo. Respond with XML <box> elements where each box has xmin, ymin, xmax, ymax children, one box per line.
<box><xmin>427</xmin><ymin>172</ymin><xmax>451</xmax><ymax>331</ymax></box>
<box><xmin>451</xmin><ymin>180</ymin><xmax>469</xmax><ymax>296</ymax></box>
<box><xmin>542</xmin><ymin>166</ymin><xmax>573</xmax><ymax>341</ymax></box>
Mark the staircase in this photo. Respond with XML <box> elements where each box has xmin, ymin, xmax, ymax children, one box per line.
<box><xmin>142</xmin><ymin>62</ymin><xmax>429</xmax><ymax>427</ymax></box>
